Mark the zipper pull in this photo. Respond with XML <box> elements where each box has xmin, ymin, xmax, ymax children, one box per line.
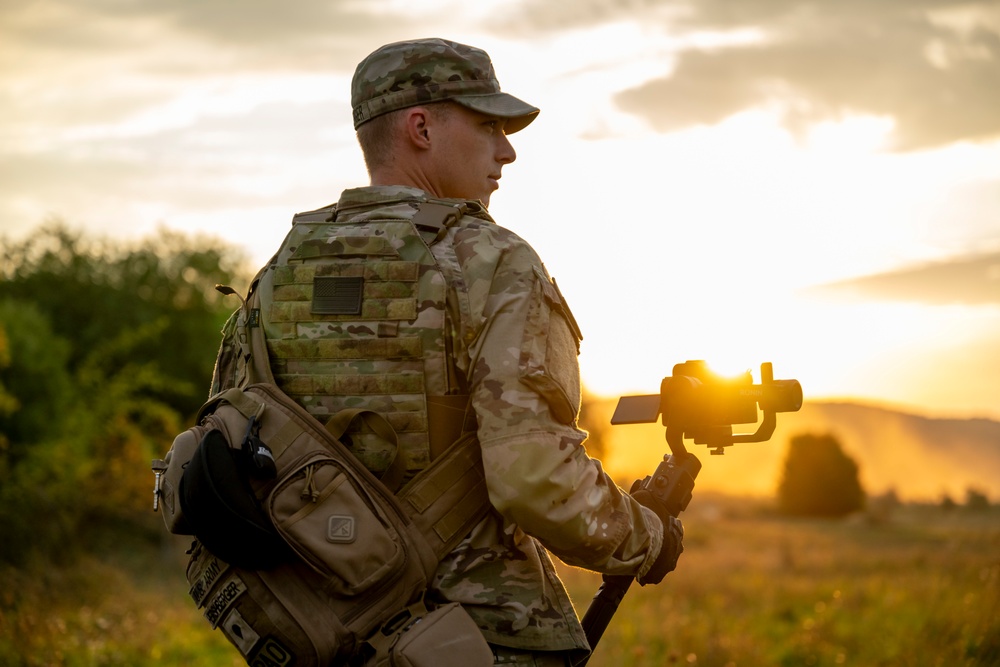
<box><xmin>300</xmin><ymin>464</ymin><xmax>320</xmax><ymax>503</ymax></box>
<box><xmin>151</xmin><ymin>459</ymin><xmax>167</xmax><ymax>511</ymax></box>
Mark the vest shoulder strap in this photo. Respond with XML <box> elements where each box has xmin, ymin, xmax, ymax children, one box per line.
<box><xmin>412</xmin><ymin>200</ymin><xmax>466</xmax><ymax>245</ymax></box>
<box><xmin>291</xmin><ymin>202</ymin><xmax>338</xmax><ymax>224</ymax></box>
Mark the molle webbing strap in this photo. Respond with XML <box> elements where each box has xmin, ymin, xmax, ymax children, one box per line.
<box><xmin>244</xmin><ymin>273</ymin><xmax>473</xmax><ymax>468</ymax></box>
<box><xmin>400</xmin><ymin>432</ymin><xmax>488</xmax><ymax>557</ymax></box>
<box><xmin>223</xmin><ymin>258</ymin><xmax>278</xmax><ymax>391</ymax></box>
<box><xmin>245</xmin><ymin>285</ymin><xmax>277</xmax><ymax>387</ymax></box>
<box><xmin>291</xmin><ymin>203</ymin><xmax>338</xmax><ymax>224</ymax></box>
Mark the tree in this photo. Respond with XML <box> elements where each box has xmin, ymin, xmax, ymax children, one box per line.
<box><xmin>0</xmin><ymin>224</ymin><xmax>249</xmax><ymax>418</ymax></box>
<box><xmin>0</xmin><ymin>300</ymin><xmax>73</xmax><ymax>464</ymax></box>
<box><xmin>0</xmin><ymin>323</ymin><xmax>19</xmax><ymax>452</ymax></box>
<box><xmin>0</xmin><ymin>223</ymin><xmax>250</xmax><ymax>564</ymax></box>
<box><xmin>778</xmin><ymin>432</ymin><xmax>865</xmax><ymax>517</ymax></box>
<box><xmin>0</xmin><ymin>301</ymin><xmax>79</xmax><ymax>564</ymax></box>
<box><xmin>965</xmin><ymin>487</ymin><xmax>990</xmax><ymax>511</ymax></box>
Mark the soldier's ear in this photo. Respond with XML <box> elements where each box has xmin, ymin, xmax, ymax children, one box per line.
<box><xmin>404</xmin><ymin>107</ymin><xmax>433</xmax><ymax>149</ymax></box>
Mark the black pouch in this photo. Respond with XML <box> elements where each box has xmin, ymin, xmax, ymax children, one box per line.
<box><xmin>179</xmin><ymin>429</ymin><xmax>288</xmax><ymax>569</ymax></box>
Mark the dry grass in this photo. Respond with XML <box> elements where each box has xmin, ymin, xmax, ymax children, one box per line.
<box><xmin>1</xmin><ymin>499</ymin><xmax>997</xmax><ymax>666</ymax></box>
<box><xmin>559</xmin><ymin>496</ymin><xmax>1000</xmax><ymax>666</ymax></box>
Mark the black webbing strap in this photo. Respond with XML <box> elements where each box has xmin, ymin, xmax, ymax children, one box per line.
<box><xmin>411</xmin><ymin>201</ymin><xmax>466</xmax><ymax>245</ymax></box>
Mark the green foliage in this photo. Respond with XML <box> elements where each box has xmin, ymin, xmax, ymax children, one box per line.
<box><xmin>778</xmin><ymin>433</ymin><xmax>865</xmax><ymax>517</ymax></box>
<box><xmin>0</xmin><ymin>303</ymin><xmax>78</xmax><ymax>565</ymax></box>
<box><xmin>0</xmin><ymin>224</ymin><xmax>248</xmax><ymax>418</ymax></box>
<box><xmin>66</xmin><ymin>318</ymin><xmax>188</xmax><ymax>530</ymax></box>
<box><xmin>0</xmin><ymin>223</ymin><xmax>250</xmax><ymax>565</ymax></box>
<box><xmin>0</xmin><ymin>325</ymin><xmax>18</xmax><ymax>422</ymax></box>
<box><xmin>0</xmin><ymin>300</ymin><xmax>73</xmax><ymax>464</ymax></box>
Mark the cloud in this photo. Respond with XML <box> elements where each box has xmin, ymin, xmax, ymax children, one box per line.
<box><xmin>504</xmin><ymin>0</ymin><xmax>1000</xmax><ymax>151</ymax></box>
<box><xmin>0</xmin><ymin>0</ymin><xmax>509</xmax><ymax>246</ymax></box>
<box><xmin>0</xmin><ymin>98</ymin><xmax>363</xmax><ymax>233</ymax></box>
<box><xmin>1</xmin><ymin>0</ymin><xmax>448</xmax><ymax>80</ymax></box>
<box><xmin>498</xmin><ymin>0</ymin><xmax>685</xmax><ymax>33</ymax></box>
<box><xmin>0</xmin><ymin>0</ymin><xmax>504</xmax><ymax>154</ymax></box>
<box><xmin>808</xmin><ymin>250</ymin><xmax>1000</xmax><ymax>305</ymax></box>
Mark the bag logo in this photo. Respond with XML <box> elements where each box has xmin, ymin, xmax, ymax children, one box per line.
<box><xmin>327</xmin><ymin>515</ymin><xmax>356</xmax><ymax>543</ymax></box>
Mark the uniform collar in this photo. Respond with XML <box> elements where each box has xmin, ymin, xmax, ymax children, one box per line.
<box><xmin>335</xmin><ymin>186</ymin><xmax>494</xmax><ymax>223</ymax></box>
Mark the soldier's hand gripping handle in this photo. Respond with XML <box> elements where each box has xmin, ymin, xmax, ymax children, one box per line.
<box><xmin>629</xmin><ymin>452</ymin><xmax>700</xmax><ymax>585</ymax></box>
<box><xmin>632</xmin><ymin>488</ymin><xmax>684</xmax><ymax>585</ymax></box>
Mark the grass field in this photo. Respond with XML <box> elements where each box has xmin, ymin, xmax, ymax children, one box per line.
<box><xmin>2</xmin><ymin>497</ymin><xmax>997</xmax><ymax>666</ymax></box>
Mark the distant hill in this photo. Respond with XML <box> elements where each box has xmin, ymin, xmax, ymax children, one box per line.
<box><xmin>594</xmin><ymin>399</ymin><xmax>1000</xmax><ymax>502</ymax></box>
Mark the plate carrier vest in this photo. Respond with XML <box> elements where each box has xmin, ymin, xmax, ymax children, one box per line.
<box><xmin>154</xmin><ymin>201</ymin><xmax>495</xmax><ymax>666</ymax></box>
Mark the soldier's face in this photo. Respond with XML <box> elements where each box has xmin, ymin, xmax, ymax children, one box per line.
<box><xmin>426</xmin><ymin>105</ymin><xmax>517</xmax><ymax>207</ymax></box>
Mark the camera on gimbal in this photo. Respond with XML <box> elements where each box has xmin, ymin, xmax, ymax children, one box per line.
<box><xmin>611</xmin><ymin>360</ymin><xmax>802</xmax><ymax>455</ymax></box>
<box><xmin>581</xmin><ymin>362</ymin><xmax>803</xmax><ymax>653</ymax></box>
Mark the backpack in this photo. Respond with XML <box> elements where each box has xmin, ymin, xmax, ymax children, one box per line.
<box><xmin>152</xmin><ymin>202</ymin><xmax>495</xmax><ymax>666</ymax></box>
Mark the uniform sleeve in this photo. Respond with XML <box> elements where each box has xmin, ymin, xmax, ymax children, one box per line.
<box><xmin>463</xmin><ymin>235</ymin><xmax>664</xmax><ymax>578</ymax></box>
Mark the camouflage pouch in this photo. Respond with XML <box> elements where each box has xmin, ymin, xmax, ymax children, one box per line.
<box><xmin>267</xmin><ymin>418</ymin><xmax>408</xmax><ymax>597</ymax></box>
<box><xmin>358</xmin><ymin>599</ymin><xmax>492</xmax><ymax>667</ymax></box>
<box><xmin>519</xmin><ymin>267</ymin><xmax>584</xmax><ymax>425</ymax></box>
<box><xmin>387</xmin><ymin>602</ymin><xmax>493</xmax><ymax>667</ymax></box>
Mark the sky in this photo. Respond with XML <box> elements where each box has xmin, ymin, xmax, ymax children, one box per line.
<box><xmin>3</xmin><ymin>0</ymin><xmax>1000</xmax><ymax>421</ymax></box>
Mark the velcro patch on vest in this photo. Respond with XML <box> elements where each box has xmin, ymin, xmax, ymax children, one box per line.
<box><xmin>248</xmin><ymin>637</ymin><xmax>295</xmax><ymax>667</ymax></box>
<box><xmin>189</xmin><ymin>552</ymin><xmax>230</xmax><ymax>608</ymax></box>
<box><xmin>221</xmin><ymin>608</ymin><xmax>261</xmax><ymax>657</ymax></box>
<box><xmin>204</xmin><ymin>575</ymin><xmax>247</xmax><ymax>628</ymax></box>
<box><xmin>312</xmin><ymin>276</ymin><xmax>363</xmax><ymax>315</ymax></box>
<box><xmin>268</xmin><ymin>337</ymin><xmax>422</xmax><ymax>359</ymax></box>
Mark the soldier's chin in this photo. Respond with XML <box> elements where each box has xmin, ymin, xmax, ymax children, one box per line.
<box><xmin>481</xmin><ymin>183</ymin><xmax>498</xmax><ymax>207</ymax></box>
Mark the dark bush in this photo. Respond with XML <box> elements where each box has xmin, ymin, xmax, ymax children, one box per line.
<box><xmin>778</xmin><ymin>432</ymin><xmax>865</xmax><ymax>517</ymax></box>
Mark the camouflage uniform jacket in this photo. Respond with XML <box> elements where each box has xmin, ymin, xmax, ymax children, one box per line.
<box><xmin>261</xmin><ymin>185</ymin><xmax>664</xmax><ymax>652</ymax></box>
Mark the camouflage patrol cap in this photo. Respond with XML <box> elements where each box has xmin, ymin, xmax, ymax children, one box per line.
<box><xmin>351</xmin><ymin>38</ymin><xmax>539</xmax><ymax>133</ymax></box>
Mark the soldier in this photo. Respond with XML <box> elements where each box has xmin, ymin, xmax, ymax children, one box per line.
<box><xmin>257</xmin><ymin>38</ymin><xmax>685</xmax><ymax>665</ymax></box>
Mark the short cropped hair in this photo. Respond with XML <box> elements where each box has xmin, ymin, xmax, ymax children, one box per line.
<box><xmin>356</xmin><ymin>101</ymin><xmax>455</xmax><ymax>174</ymax></box>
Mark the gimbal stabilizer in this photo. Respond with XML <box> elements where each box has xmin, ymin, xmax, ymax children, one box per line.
<box><xmin>575</xmin><ymin>362</ymin><xmax>802</xmax><ymax>665</ymax></box>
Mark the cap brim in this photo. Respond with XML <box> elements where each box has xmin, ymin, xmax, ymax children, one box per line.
<box><xmin>452</xmin><ymin>93</ymin><xmax>539</xmax><ymax>134</ymax></box>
